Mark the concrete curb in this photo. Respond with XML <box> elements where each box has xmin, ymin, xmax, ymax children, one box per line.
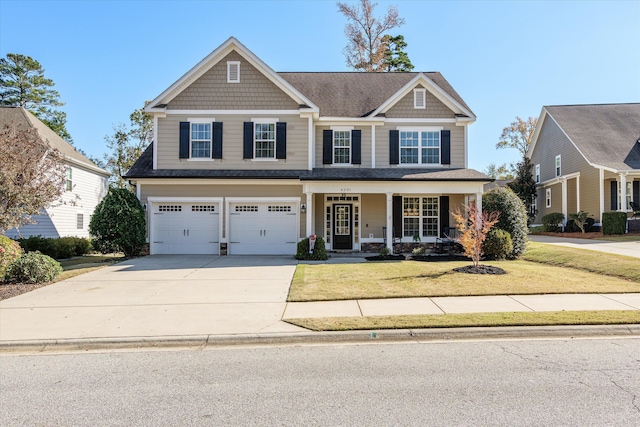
<box><xmin>1</xmin><ymin>324</ymin><xmax>639</xmax><ymax>353</ymax></box>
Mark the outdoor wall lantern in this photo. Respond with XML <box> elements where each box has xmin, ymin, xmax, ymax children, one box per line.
<box><xmin>300</xmin><ymin>203</ymin><xmax>307</xmax><ymax>213</ymax></box>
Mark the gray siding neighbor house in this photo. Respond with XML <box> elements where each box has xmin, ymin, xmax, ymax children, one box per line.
<box><xmin>125</xmin><ymin>37</ymin><xmax>490</xmax><ymax>255</ymax></box>
<box><xmin>528</xmin><ymin>103</ymin><xmax>640</xmax><ymax>226</ymax></box>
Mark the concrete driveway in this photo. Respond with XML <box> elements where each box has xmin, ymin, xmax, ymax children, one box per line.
<box><xmin>0</xmin><ymin>255</ymin><xmax>305</xmax><ymax>342</ymax></box>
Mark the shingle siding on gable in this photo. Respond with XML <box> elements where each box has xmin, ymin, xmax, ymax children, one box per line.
<box><xmin>385</xmin><ymin>85</ymin><xmax>456</xmax><ymax>119</ymax></box>
<box><xmin>167</xmin><ymin>51</ymin><xmax>299</xmax><ymax>111</ymax></box>
<box><xmin>156</xmin><ymin>114</ymin><xmax>308</xmax><ymax>170</ymax></box>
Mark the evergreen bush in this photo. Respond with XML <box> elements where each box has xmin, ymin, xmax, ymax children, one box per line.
<box><xmin>17</xmin><ymin>236</ymin><xmax>92</xmax><ymax>259</ymax></box>
<box><xmin>541</xmin><ymin>212</ymin><xmax>565</xmax><ymax>232</ymax></box>
<box><xmin>6</xmin><ymin>251</ymin><xmax>62</xmax><ymax>284</ymax></box>
<box><xmin>602</xmin><ymin>212</ymin><xmax>627</xmax><ymax>235</ymax></box>
<box><xmin>0</xmin><ymin>235</ymin><xmax>24</xmax><ymax>281</ymax></box>
<box><xmin>89</xmin><ymin>188</ymin><xmax>146</xmax><ymax>257</ymax></box>
<box><xmin>295</xmin><ymin>236</ymin><xmax>328</xmax><ymax>260</ymax></box>
<box><xmin>482</xmin><ymin>229</ymin><xmax>513</xmax><ymax>260</ymax></box>
<box><xmin>482</xmin><ymin>187</ymin><xmax>529</xmax><ymax>259</ymax></box>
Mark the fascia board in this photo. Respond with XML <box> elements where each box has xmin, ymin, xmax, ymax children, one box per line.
<box><xmin>145</xmin><ymin>37</ymin><xmax>318</xmax><ymax>113</ymax></box>
<box><xmin>370</xmin><ymin>73</ymin><xmax>476</xmax><ymax>120</ymax></box>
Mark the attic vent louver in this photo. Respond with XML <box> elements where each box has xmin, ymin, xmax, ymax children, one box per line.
<box><xmin>227</xmin><ymin>61</ymin><xmax>240</xmax><ymax>83</ymax></box>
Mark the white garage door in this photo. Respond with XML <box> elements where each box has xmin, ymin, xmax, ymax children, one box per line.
<box><xmin>152</xmin><ymin>203</ymin><xmax>220</xmax><ymax>255</ymax></box>
<box><xmin>229</xmin><ymin>203</ymin><xmax>298</xmax><ymax>255</ymax></box>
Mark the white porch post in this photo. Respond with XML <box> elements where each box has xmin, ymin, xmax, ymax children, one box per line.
<box><xmin>475</xmin><ymin>192</ymin><xmax>483</xmax><ymax>218</ymax></box>
<box><xmin>305</xmin><ymin>192</ymin><xmax>313</xmax><ymax>237</ymax></box>
<box><xmin>371</xmin><ymin>125</ymin><xmax>376</xmax><ymax>169</ymax></box>
<box><xmin>599</xmin><ymin>168</ymin><xmax>605</xmax><ymax>223</ymax></box>
<box><xmin>619</xmin><ymin>173</ymin><xmax>628</xmax><ymax>211</ymax></box>
<box><xmin>386</xmin><ymin>192</ymin><xmax>393</xmax><ymax>251</ymax></box>
<box><xmin>576</xmin><ymin>176</ymin><xmax>580</xmax><ymax>212</ymax></box>
<box><xmin>561</xmin><ymin>178</ymin><xmax>568</xmax><ymax>227</ymax></box>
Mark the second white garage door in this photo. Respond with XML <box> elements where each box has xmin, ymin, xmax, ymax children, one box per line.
<box><xmin>229</xmin><ymin>202</ymin><xmax>298</xmax><ymax>255</ymax></box>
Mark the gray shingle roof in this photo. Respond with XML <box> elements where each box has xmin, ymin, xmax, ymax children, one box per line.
<box><xmin>0</xmin><ymin>106</ymin><xmax>108</xmax><ymax>175</ymax></box>
<box><xmin>545</xmin><ymin>103</ymin><xmax>640</xmax><ymax>171</ymax></box>
<box><xmin>125</xmin><ymin>143</ymin><xmax>489</xmax><ymax>182</ymax></box>
<box><xmin>278</xmin><ymin>72</ymin><xmax>472</xmax><ymax>118</ymax></box>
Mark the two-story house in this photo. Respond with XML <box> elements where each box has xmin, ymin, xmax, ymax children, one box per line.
<box><xmin>528</xmin><ymin>104</ymin><xmax>640</xmax><ymax>227</ymax></box>
<box><xmin>125</xmin><ymin>37</ymin><xmax>490</xmax><ymax>255</ymax></box>
<box><xmin>1</xmin><ymin>106</ymin><xmax>110</xmax><ymax>239</ymax></box>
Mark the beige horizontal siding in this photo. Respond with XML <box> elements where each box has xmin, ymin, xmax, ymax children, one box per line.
<box><xmin>167</xmin><ymin>51</ymin><xmax>299</xmax><ymax>110</ymax></box>
<box><xmin>156</xmin><ymin>114</ymin><xmax>309</xmax><ymax>170</ymax></box>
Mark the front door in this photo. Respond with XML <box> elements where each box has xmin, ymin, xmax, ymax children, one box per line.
<box><xmin>333</xmin><ymin>204</ymin><xmax>352</xmax><ymax>250</ymax></box>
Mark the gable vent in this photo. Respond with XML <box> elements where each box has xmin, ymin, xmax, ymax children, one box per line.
<box><xmin>227</xmin><ymin>61</ymin><xmax>240</xmax><ymax>83</ymax></box>
<box><xmin>414</xmin><ymin>88</ymin><xmax>426</xmax><ymax>109</ymax></box>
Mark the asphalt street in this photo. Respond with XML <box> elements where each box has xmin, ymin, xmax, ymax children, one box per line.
<box><xmin>2</xmin><ymin>337</ymin><xmax>639</xmax><ymax>426</ymax></box>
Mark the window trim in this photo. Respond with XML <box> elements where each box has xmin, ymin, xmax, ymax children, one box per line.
<box><xmin>546</xmin><ymin>188</ymin><xmax>551</xmax><ymax>208</ymax></box>
<box><xmin>227</xmin><ymin>61</ymin><xmax>240</xmax><ymax>83</ymax></box>
<box><xmin>413</xmin><ymin>88</ymin><xmax>426</xmax><ymax>109</ymax></box>
<box><xmin>535</xmin><ymin>164</ymin><xmax>540</xmax><ymax>183</ymax></box>
<box><xmin>65</xmin><ymin>168</ymin><xmax>72</xmax><ymax>192</ymax></box>
<box><xmin>253</xmin><ymin>120</ymin><xmax>277</xmax><ymax>160</ymax></box>
<box><xmin>188</xmin><ymin>119</ymin><xmax>213</xmax><ymax>160</ymax></box>
<box><xmin>555</xmin><ymin>155</ymin><xmax>561</xmax><ymax>177</ymax></box>
<box><xmin>397</xmin><ymin>127</ymin><xmax>443</xmax><ymax>166</ymax></box>
<box><xmin>402</xmin><ymin>196</ymin><xmax>440</xmax><ymax>239</ymax></box>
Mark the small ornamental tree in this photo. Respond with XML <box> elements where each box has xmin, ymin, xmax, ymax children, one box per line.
<box><xmin>568</xmin><ymin>211</ymin><xmax>590</xmax><ymax>233</ymax></box>
<box><xmin>89</xmin><ymin>188</ymin><xmax>146</xmax><ymax>257</ymax></box>
<box><xmin>452</xmin><ymin>203</ymin><xmax>500</xmax><ymax>268</ymax></box>
<box><xmin>482</xmin><ymin>187</ymin><xmax>529</xmax><ymax>258</ymax></box>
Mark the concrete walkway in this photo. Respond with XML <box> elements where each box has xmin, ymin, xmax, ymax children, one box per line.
<box><xmin>529</xmin><ymin>235</ymin><xmax>640</xmax><ymax>258</ymax></box>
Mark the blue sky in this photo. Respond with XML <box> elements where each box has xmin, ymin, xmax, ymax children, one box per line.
<box><xmin>1</xmin><ymin>0</ymin><xmax>639</xmax><ymax>171</ymax></box>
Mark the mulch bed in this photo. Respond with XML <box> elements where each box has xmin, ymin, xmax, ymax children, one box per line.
<box><xmin>452</xmin><ymin>265</ymin><xmax>507</xmax><ymax>275</ymax></box>
<box><xmin>0</xmin><ymin>282</ymin><xmax>50</xmax><ymax>301</ymax></box>
<box><xmin>411</xmin><ymin>254</ymin><xmax>470</xmax><ymax>262</ymax></box>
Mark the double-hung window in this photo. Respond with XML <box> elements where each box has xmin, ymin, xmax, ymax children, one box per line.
<box><xmin>254</xmin><ymin>122</ymin><xmax>275</xmax><ymax>159</ymax></box>
<box><xmin>333</xmin><ymin>130</ymin><xmax>351</xmax><ymax>164</ymax></box>
<box><xmin>65</xmin><ymin>168</ymin><xmax>72</xmax><ymax>191</ymax></box>
<box><xmin>546</xmin><ymin>188</ymin><xmax>551</xmax><ymax>208</ymax></box>
<box><xmin>535</xmin><ymin>164</ymin><xmax>540</xmax><ymax>183</ymax></box>
<box><xmin>191</xmin><ymin>122</ymin><xmax>211</xmax><ymax>158</ymax></box>
<box><xmin>400</xmin><ymin>130</ymin><xmax>440</xmax><ymax>165</ymax></box>
<box><xmin>555</xmin><ymin>155</ymin><xmax>561</xmax><ymax>177</ymax></box>
<box><xmin>403</xmin><ymin>196</ymin><xmax>439</xmax><ymax>238</ymax></box>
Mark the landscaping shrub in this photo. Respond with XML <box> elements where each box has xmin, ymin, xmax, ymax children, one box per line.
<box><xmin>482</xmin><ymin>187</ymin><xmax>529</xmax><ymax>259</ymax></box>
<box><xmin>295</xmin><ymin>236</ymin><xmax>328</xmax><ymax>260</ymax></box>
<box><xmin>541</xmin><ymin>212</ymin><xmax>565</xmax><ymax>232</ymax></box>
<box><xmin>602</xmin><ymin>212</ymin><xmax>627</xmax><ymax>235</ymax></box>
<box><xmin>5</xmin><ymin>251</ymin><xmax>62</xmax><ymax>284</ymax></box>
<box><xmin>412</xmin><ymin>246</ymin><xmax>425</xmax><ymax>256</ymax></box>
<box><xmin>565</xmin><ymin>217</ymin><xmax>595</xmax><ymax>233</ymax></box>
<box><xmin>17</xmin><ymin>235</ymin><xmax>92</xmax><ymax>259</ymax></box>
<box><xmin>0</xmin><ymin>235</ymin><xmax>24</xmax><ymax>281</ymax></box>
<box><xmin>89</xmin><ymin>188</ymin><xmax>146</xmax><ymax>257</ymax></box>
<box><xmin>482</xmin><ymin>229</ymin><xmax>513</xmax><ymax>260</ymax></box>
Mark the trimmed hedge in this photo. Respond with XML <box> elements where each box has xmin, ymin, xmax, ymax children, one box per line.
<box><xmin>483</xmin><ymin>229</ymin><xmax>513</xmax><ymax>260</ymax></box>
<box><xmin>602</xmin><ymin>212</ymin><xmax>627</xmax><ymax>235</ymax></box>
<box><xmin>295</xmin><ymin>237</ymin><xmax>328</xmax><ymax>260</ymax></box>
<box><xmin>1</xmin><ymin>235</ymin><xmax>24</xmax><ymax>281</ymax></box>
<box><xmin>5</xmin><ymin>251</ymin><xmax>62</xmax><ymax>284</ymax></box>
<box><xmin>541</xmin><ymin>212</ymin><xmax>565</xmax><ymax>232</ymax></box>
<box><xmin>17</xmin><ymin>236</ymin><xmax>92</xmax><ymax>259</ymax></box>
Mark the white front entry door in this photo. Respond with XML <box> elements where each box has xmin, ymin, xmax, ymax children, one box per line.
<box><xmin>151</xmin><ymin>203</ymin><xmax>220</xmax><ymax>255</ymax></box>
<box><xmin>229</xmin><ymin>203</ymin><xmax>298</xmax><ymax>255</ymax></box>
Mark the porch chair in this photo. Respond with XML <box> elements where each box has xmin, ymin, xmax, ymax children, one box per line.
<box><xmin>630</xmin><ymin>201</ymin><xmax>640</xmax><ymax>218</ymax></box>
<box><xmin>382</xmin><ymin>227</ymin><xmax>401</xmax><ymax>253</ymax></box>
<box><xmin>434</xmin><ymin>226</ymin><xmax>462</xmax><ymax>254</ymax></box>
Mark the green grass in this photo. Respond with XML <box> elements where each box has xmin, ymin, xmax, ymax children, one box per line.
<box><xmin>289</xmin><ymin>242</ymin><xmax>640</xmax><ymax>302</ymax></box>
<box><xmin>594</xmin><ymin>235</ymin><xmax>640</xmax><ymax>242</ymax></box>
<box><xmin>56</xmin><ymin>254</ymin><xmax>125</xmax><ymax>281</ymax></box>
<box><xmin>286</xmin><ymin>310</ymin><xmax>640</xmax><ymax>331</ymax></box>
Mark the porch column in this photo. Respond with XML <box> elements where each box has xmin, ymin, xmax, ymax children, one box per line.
<box><xmin>576</xmin><ymin>175</ymin><xmax>581</xmax><ymax>212</ymax></box>
<box><xmin>561</xmin><ymin>178</ymin><xmax>568</xmax><ymax>227</ymax></box>
<box><xmin>619</xmin><ymin>173</ymin><xmax>628</xmax><ymax>211</ymax></box>
<box><xmin>305</xmin><ymin>192</ymin><xmax>313</xmax><ymax>237</ymax></box>
<box><xmin>386</xmin><ymin>192</ymin><xmax>393</xmax><ymax>251</ymax></box>
<box><xmin>475</xmin><ymin>192</ymin><xmax>483</xmax><ymax>218</ymax></box>
<box><xmin>599</xmin><ymin>168</ymin><xmax>605</xmax><ymax>223</ymax></box>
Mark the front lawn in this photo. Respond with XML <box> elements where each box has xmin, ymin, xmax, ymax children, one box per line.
<box><xmin>289</xmin><ymin>244</ymin><xmax>640</xmax><ymax>302</ymax></box>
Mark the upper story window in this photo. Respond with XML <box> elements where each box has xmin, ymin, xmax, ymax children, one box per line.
<box><xmin>191</xmin><ymin>122</ymin><xmax>212</xmax><ymax>158</ymax></box>
<box><xmin>535</xmin><ymin>164</ymin><xmax>540</xmax><ymax>183</ymax></box>
<box><xmin>400</xmin><ymin>130</ymin><xmax>440</xmax><ymax>165</ymax></box>
<box><xmin>227</xmin><ymin>61</ymin><xmax>240</xmax><ymax>83</ymax></box>
<box><xmin>413</xmin><ymin>88</ymin><xmax>426</xmax><ymax>109</ymax></box>
<box><xmin>333</xmin><ymin>130</ymin><xmax>351</xmax><ymax>164</ymax></box>
<box><xmin>254</xmin><ymin>122</ymin><xmax>276</xmax><ymax>159</ymax></box>
<box><xmin>555</xmin><ymin>155</ymin><xmax>561</xmax><ymax>177</ymax></box>
<box><xmin>65</xmin><ymin>168</ymin><xmax>72</xmax><ymax>191</ymax></box>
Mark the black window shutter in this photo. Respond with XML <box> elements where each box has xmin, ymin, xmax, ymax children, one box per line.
<box><xmin>212</xmin><ymin>122</ymin><xmax>223</xmax><ymax>159</ymax></box>
<box><xmin>610</xmin><ymin>180</ymin><xmax>618</xmax><ymax>210</ymax></box>
<box><xmin>276</xmin><ymin>122</ymin><xmax>287</xmax><ymax>159</ymax></box>
<box><xmin>179</xmin><ymin>122</ymin><xmax>190</xmax><ymax>159</ymax></box>
<box><xmin>351</xmin><ymin>130</ymin><xmax>361</xmax><ymax>165</ymax></box>
<box><xmin>439</xmin><ymin>196</ymin><xmax>450</xmax><ymax>237</ymax></box>
<box><xmin>441</xmin><ymin>130</ymin><xmax>451</xmax><ymax>165</ymax></box>
<box><xmin>323</xmin><ymin>130</ymin><xmax>333</xmax><ymax>164</ymax></box>
<box><xmin>389</xmin><ymin>130</ymin><xmax>399</xmax><ymax>165</ymax></box>
<box><xmin>243</xmin><ymin>122</ymin><xmax>253</xmax><ymax>159</ymax></box>
<box><xmin>392</xmin><ymin>196</ymin><xmax>403</xmax><ymax>238</ymax></box>
<box><xmin>633</xmin><ymin>181</ymin><xmax>639</xmax><ymax>205</ymax></box>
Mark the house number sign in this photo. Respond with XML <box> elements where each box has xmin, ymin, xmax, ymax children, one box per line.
<box><xmin>340</xmin><ymin>188</ymin><xmax>351</xmax><ymax>192</ymax></box>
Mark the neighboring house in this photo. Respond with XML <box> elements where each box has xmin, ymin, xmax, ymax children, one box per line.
<box><xmin>125</xmin><ymin>37</ymin><xmax>490</xmax><ymax>255</ymax></box>
<box><xmin>528</xmin><ymin>103</ymin><xmax>640</xmax><ymax>226</ymax></box>
<box><xmin>1</xmin><ymin>106</ymin><xmax>110</xmax><ymax>239</ymax></box>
